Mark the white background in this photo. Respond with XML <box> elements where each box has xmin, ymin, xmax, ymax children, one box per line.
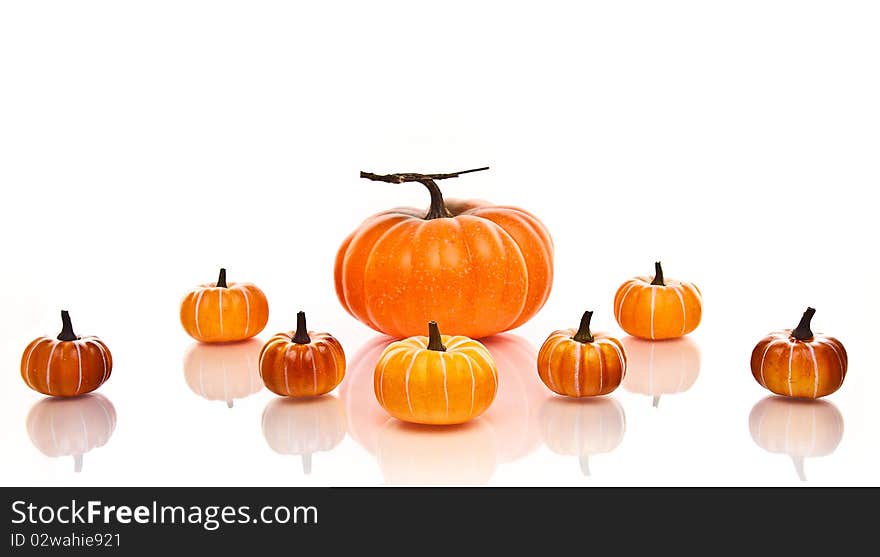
<box><xmin>1</xmin><ymin>1</ymin><xmax>877</xmax><ymax>486</ymax></box>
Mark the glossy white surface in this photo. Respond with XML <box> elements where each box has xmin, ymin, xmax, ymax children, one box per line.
<box><xmin>1</xmin><ymin>1</ymin><xmax>878</xmax><ymax>486</ymax></box>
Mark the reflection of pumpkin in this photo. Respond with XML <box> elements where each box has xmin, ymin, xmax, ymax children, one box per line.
<box><xmin>750</xmin><ymin>308</ymin><xmax>848</xmax><ymax>399</ymax></box>
<box><xmin>335</xmin><ymin>168</ymin><xmax>554</xmax><ymax>339</ymax></box>
<box><xmin>614</xmin><ymin>261</ymin><xmax>702</xmax><ymax>340</ymax></box>
<box><xmin>26</xmin><ymin>394</ymin><xmax>116</xmax><ymax>472</ymax></box>
<box><xmin>540</xmin><ymin>397</ymin><xmax>625</xmax><ymax>476</ymax></box>
<box><xmin>183</xmin><ymin>338</ymin><xmax>264</xmax><ymax>408</ymax></box>
<box><xmin>339</xmin><ymin>336</ymin><xmax>397</xmax><ymax>455</ymax></box>
<box><xmin>749</xmin><ymin>396</ymin><xmax>844</xmax><ymax>481</ymax></box>
<box><xmin>21</xmin><ymin>310</ymin><xmax>113</xmax><ymax>397</ymax></box>
<box><xmin>480</xmin><ymin>334</ymin><xmax>545</xmax><ymax>463</ymax></box>
<box><xmin>180</xmin><ymin>268</ymin><xmax>269</xmax><ymax>343</ymax></box>
<box><xmin>374</xmin><ymin>322</ymin><xmax>498</xmax><ymax>425</ymax></box>
<box><xmin>261</xmin><ymin>396</ymin><xmax>346</xmax><ymax>474</ymax></box>
<box><xmin>259</xmin><ymin>312</ymin><xmax>346</xmax><ymax>398</ymax></box>
<box><xmin>537</xmin><ymin>311</ymin><xmax>626</xmax><ymax>397</ymax></box>
<box><xmin>377</xmin><ymin>420</ymin><xmax>498</xmax><ymax>485</ymax></box>
<box><xmin>621</xmin><ymin>336</ymin><xmax>701</xmax><ymax>407</ymax></box>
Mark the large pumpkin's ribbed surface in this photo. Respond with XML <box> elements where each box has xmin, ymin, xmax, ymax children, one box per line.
<box><xmin>335</xmin><ymin>203</ymin><xmax>553</xmax><ymax>339</ymax></box>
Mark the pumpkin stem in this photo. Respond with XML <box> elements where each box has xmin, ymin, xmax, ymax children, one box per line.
<box><xmin>572</xmin><ymin>310</ymin><xmax>595</xmax><ymax>343</ymax></box>
<box><xmin>216</xmin><ymin>268</ymin><xmax>228</xmax><ymax>288</ymax></box>
<box><xmin>293</xmin><ymin>311</ymin><xmax>311</xmax><ymax>344</ymax></box>
<box><xmin>426</xmin><ymin>321</ymin><xmax>447</xmax><ymax>352</ymax></box>
<box><xmin>57</xmin><ymin>310</ymin><xmax>78</xmax><ymax>341</ymax></box>
<box><xmin>792</xmin><ymin>307</ymin><xmax>816</xmax><ymax>341</ymax></box>
<box><xmin>359</xmin><ymin>167</ymin><xmax>490</xmax><ymax>220</ymax></box>
<box><xmin>651</xmin><ymin>261</ymin><xmax>665</xmax><ymax>286</ymax></box>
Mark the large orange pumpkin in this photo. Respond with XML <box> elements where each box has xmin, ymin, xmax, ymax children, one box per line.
<box><xmin>536</xmin><ymin>311</ymin><xmax>627</xmax><ymax>397</ymax></box>
<box><xmin>749</xmin><ymin>396</ymin><xmax>844</xmax><ymax>481</ymax></box>
<box><xmin>374</xmin><ymin>321</ymin><xmax>498</xmax><ymax>425</ymax></box>
<box><xmin>335</xmin><ymin>168</ymin><xmax>553</xmax><ymax>339</ymax></box>
<box><xmin>259</xmin><ymin>312</ymin><xmax>346</xmax><ymax>397</ymax></box>
<box><xmin>613</xmin><ymin>261</ymin><xmax>702</xmax><ymax>340</ymax></box>
<box><xmin>179</xmin><ymin>268</ymin><xmax>269</xmax><ymax>343</ymax></box>
<box><xmin>21</xmin><ymin>311</ymin><xmax>113</xmax><ymax>397</ymax></box>
<box><xmin>26</xmin><ymin>393</ymin><xmax>116</xmax><ymax>472</ymax></box>
<box><xmin>750</xmin><ymin>307</ymin><xmax>847</xmax><ymax>399</ymax></box>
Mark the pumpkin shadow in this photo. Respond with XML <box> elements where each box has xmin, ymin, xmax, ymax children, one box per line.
<box><xmin>182</xmin><ymin>338</ymin><xmax>264</xmax><ymax>408</ymax></box>
<box><xmin>620</xmin><ymin>336</ymin><xmax>701</xmax><ymax>408</ymax></box>
<box><xmin>748</xmin><ymin>396</ymin><xmax>844</xmax><ymax>481</ymax></box>
<box><xmin>26</xmin><ymin>394</ymin><xmax>117</xmax><ymax>473</ymax></box>
<box><xmin>339</xmin><ymin>333</ymin><xmax>545</xmax><ymax>469</ymax></box>
<box><xmin>261</xmin><ymin>396</ymin><xmax>346</xmax><ymax>475</ymax></box>
<box><xmin>540</xmin><ymin>396</ymin><xmax>626</xmax><ymax>476</ymax></box>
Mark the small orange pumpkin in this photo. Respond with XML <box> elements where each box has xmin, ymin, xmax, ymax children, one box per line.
<box><xmin>374</xmin><ymin>321</ymin><xmax>498</xmax><ymax>425</ymax></box>
<box><xmin>751</xmin><ymin>308</ymin><xmax>847</xmax><ymax>399</ymax></box>
<box><xmin>21</xmin><ymin>311</ymin><xmax>113</xmax><ymax>397</ymax></box>
<box><xmin>335</xmin><ymin>167</ymin><xmax>554</xmax><ymax>339</ymax></box>
<box><xmin>259</xmin><ymin>312</ymin><xmax>346</xmax><ymax>397</ymax></box>
<box><xmin>613</xmin><ymin>261</ymin><xmax>702</xmax><ymax>340</ymax></box>
<box><xmin>180</xmin><ymin>268</ymin><xmax>269</xmax><ymax>343</ymax></box>
<box><xmin>537</xmin><ymin>311</ymin><xmax>626</xmax><ymax>397</ymax></box>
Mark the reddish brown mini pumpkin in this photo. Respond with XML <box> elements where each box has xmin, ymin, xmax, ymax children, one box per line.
<box><xmin>259</xmin><ymin>312</ymin><xmax>346</xmax><ymax>397</ymax></box>
<box><xmin>751</xmin><ymin>308</ymin><xmax>847</xmax><ymax>399</ymax></box>
<box><xmin>21</xmin><ymin>311</ymin><xmax>113</xmax><ymax>397</ymax></box>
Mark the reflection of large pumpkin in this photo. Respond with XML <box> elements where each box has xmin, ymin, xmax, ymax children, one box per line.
<box><xmin>26</xmin><ymin>394</ymin><xmax>117</xmax><ymax>472</ymax></box>
<box><xmin>261</xmin><ymin>396</ymin><xmax>346</xmax><ymax>474</ymax></box>
<box><xmin>377</xmin><ymin>420</ymin><xmax>498</xmax><ymax>485</ymax></box>
<box><xmin>183</xmin><ymin>338</ymin><xmax>264</xmax><ymax>408</ymax></box>
<box><xmin>339</xmin><ymin>336</ymin><xmax>396</xmax><ymax>455</ymax></box>
<box><xmin>335</xmin><ymin>168</ymin><xmax>554</xmax><ymax>339</ymax></box>
<box><xmin>341</xmin><ymin>334</ymin><xmax>544</xmax><ymax>463</ymax></box>
<box><xmin>749</xmin><ymin>396</ymin><xmax>844</xmax><ymax>481</ymax></box>
<box><xmin>480</xmin><ymin>334</ymin><xmax>545</xmax><ymax>463</ymax></box>
<box><xmin>540</xmin><ymin>397</ymin><xmax>625</xmax><ymax>476</ymax></box>
<box><xmin>621</xmin><ymin>336</ymin><xmax>701</xmax><ymax>407</ymax></box>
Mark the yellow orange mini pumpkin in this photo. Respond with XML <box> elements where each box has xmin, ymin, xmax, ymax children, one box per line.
<box><xmin>374</xmin><ymin>321</ymin><xmax>498</xmax><ymax>425</ymax></box>
<box><xmin>335</xmin><ymin>168</ymin><xmax>553</xmax><ymax>339</ymax></box>
<box><xmin>613</xmin><ymin>262</ymin><xmax>702</xmax><ymax>340</ymax></box>
<box><xmin>750</xmin><ymin>307</ymin><xmax>847</xmax><ymax>399</ymax></box>
<box><xmin>180</xmin><ymin>268</ymin><xmax>269</xmax><ymax>343</ymax></box>
<box><xmin>537</xmin><ymin>311</ymin><xmax>626</xmax><ymax>397</ymax></box>
<box><xmin>21</xmin><ymin>311</ymin><xmax>113</xmax><ymax>397</ymax></box>
<box><xmin>259</xmin><ymin>312</ymin><xmax>346</xmax><ymax>397</ymax></box>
